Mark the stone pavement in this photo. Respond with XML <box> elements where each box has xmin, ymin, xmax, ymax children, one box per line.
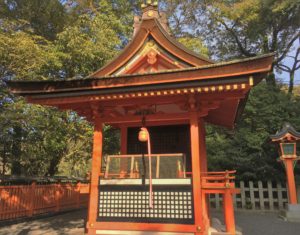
<box><xmin>0</xmin><ymin>210</ymin><xmax>300</xmax><ymax>235</ymax></box>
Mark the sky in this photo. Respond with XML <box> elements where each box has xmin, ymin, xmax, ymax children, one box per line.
<box><xmin>277</xmin><ymin>43</ymin><xmax>300</xmax><ymax>85</ymax></box>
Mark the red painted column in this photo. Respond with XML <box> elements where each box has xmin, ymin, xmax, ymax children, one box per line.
<box><xmin>285</xmin><ymin>158</ymin><xmax>298</xmax><ymax>204</ymax></box>
<box><xmin>223</xmin><ymin>189</ymin><xmax>236</xmax><ymax>234</ymax></box>
<box><xmin>199</xmin><ymin>122</ymin><xmax>208</xmax><ymax>173</ymax></box>
<box><xmin>86</xmin><ymin>118</ymin><xmax>103</xmax><ymax>234</ymax></box>
<box><xmin>199</xmin><ymin>120</ymin><xmax>210</xmax><ymax>227</ymax></box>
<box><xmin>190</xmin><ymin>113</ymin><xmax>205</xmax><ymax>234</ymax></box>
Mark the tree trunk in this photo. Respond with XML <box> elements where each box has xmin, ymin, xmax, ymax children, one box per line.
<box><xmin>2</xmin><ymin>144</ymin><xmax>6</xmax><ymax>175</ymax></box>
<box><xmin>47</xmin><ymin>155</ymin><xmax>63</xmax><ymax>176</ymax></box>
<box><xmin>288</xmin><ymin>71</ymin><xmax>295</xmax><ymax>94</ymax></box>
<box><xmin>266</xmin><ymin>72</ymin><xmax>276</xmax><ymax>86</ymax></box>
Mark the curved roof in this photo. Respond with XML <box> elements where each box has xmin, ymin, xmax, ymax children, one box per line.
<box><xmin>89</xmin><ymin>17</ymin><xmax>214</xmax><ymax>78</ymax></box>
<box><xmin>8</xmin><ymin>54</ymin><xmax>273</xmax><ymax>95</ymax></box>
<box><xmin>6</xmin><ymin>2</ymin><xmax>274</xmax><ymax>129</ymax></box>
<box><xmin>270</xmin><ymin>123</ymin><xmax>300</xmax><ymax>141</ymax></box>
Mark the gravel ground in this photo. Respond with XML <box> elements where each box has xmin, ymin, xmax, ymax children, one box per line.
<box><xmin>0</xmin><ymin>210</ymin><xmax>85</xmax><ymax>235</ymax></box>
<box><xmin>0</xmin><ymin>210</ymin><xmax>300</xmax><ymax>235</ymax></box>
<box><xmin>212</xmin><ymin>210</ymin><xmax>300</xmax><ymax>235</ymax></box>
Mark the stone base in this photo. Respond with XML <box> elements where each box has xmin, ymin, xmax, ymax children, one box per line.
<box><xmin>209</xmin><ymin>218</ymin><xmax>242</xmax><ymax>235</ymax></box>
<box><xmin>280</xmin><ymin>204</ymin><xmax>300</xmax><ymax>222</ymax></box>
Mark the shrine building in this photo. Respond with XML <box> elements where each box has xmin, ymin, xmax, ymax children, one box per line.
<box><xmin>8</xmin><ymin>1</ymin><xmax>274</xmax><ymax>235</ymax></box>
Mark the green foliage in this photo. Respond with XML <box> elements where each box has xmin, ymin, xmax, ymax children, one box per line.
<box><xmin>0</xmin><ymin>0</ymin><xmax>68</xmax><ymax>40</ymax></box>
<box><xmin>0</xmin><ymin>1</ymin><xmax>300</xmax><ymax>181</ymax></box>
<box><xmin>203</xmin><ymin>0</ymin><xmax>299</xmax><ymax>61</ymax></box>
<box><xmin>56</xmin><ymin>12</ymin><xmax>122</xmax><ymax>77</ymax></box>
<box><xmin>0</xmin><ymin>23</ymin><xmax>63</xmax><ymax>80</ymax></box>
<box><xmin>162</xmin><ymin>0</ymin><xmax>300</xmax><ymax>87</ymax></box>
<box><xmin>0</xmin><ymin>1</ymin><xmax>125</xmax><ymax>176</ymax></box>
<box><xmin>207</xmin><ymin>83</ymin><xmax>300</xmax><ymax>180</ymax></box>
<box><xmin>178</xmin><ymin>37</ymin><xmax>209</xmax><ymax>56</ymax></box>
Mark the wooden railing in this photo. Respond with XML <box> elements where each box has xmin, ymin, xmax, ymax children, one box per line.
<box><xmin>201</xmin><ymin>171</ymin><xmax>240</xmax><ymax>235</ymax></box>
<box><xmin>0</xmin><ymin>182</ymin><xmax>89</xmax><ymax>221</ymax></box>
<box><xmin>209</xmin><ymin>180</ymin><xmax>292</xmax><ymax>211</ymax></box>
<box><xmin>201</xmin><ymin>170</ymin><xmax>240</xmax><ymax>194</ymax></box>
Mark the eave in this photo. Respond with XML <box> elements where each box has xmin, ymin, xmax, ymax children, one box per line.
<box><xmin>7</xmin><ymin>53</ymin><xmax>274</xmax><ymax>129</ymax></box>
<box><xmin>7</xmin><ymin>53</ymin><xmax>274</xmax><ymax>96</ymax></box>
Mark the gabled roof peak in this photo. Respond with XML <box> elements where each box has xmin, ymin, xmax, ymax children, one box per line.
<box><xmin>133</xmin><ymin>1</ymin><xmax>170</xmax><ymax>36</ymax></box>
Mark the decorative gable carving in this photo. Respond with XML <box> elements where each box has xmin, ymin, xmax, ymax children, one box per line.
<box><xmin>113</xmin><ymin>40</ymin><xmax>189</xmax><ymax>75</ymax></box>
<box><xmin>88</xmin><ymin>1</ymin><xmax>214</xmax><ymax>78</ymax></box>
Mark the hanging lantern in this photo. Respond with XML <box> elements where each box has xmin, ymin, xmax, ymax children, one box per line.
<box><xmin>138</xmin><ymin>127</ymin><xmax>148</xmax><ymax>142</ymax></box>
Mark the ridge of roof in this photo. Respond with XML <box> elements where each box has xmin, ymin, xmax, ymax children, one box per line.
<box><xmin>153</xmin><ymin>18</ymin><xmax>214</xmax><ymax>64</ymax></box>
<box><xmin>88</xmin><ymin>16</ymin><xmax>215</xmax><ymax>77</ymax></box>
<box><xmin>99</xmin><ymin>52</ymin><xmax>273</xmax><ymax>80</ymax></box>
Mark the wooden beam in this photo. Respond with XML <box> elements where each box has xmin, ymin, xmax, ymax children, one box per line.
<box><xmin>50</xmin><ymin>90</ymin><xmax>246</xmax><ymax>113</ymax></box>
<box><xmin>100</xmin><ymin>111</ymin><xmax>207</xmax><ymax>125</ymax></box>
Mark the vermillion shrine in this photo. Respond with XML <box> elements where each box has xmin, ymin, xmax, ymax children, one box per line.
<box><xmin>8</xmin><ymin>1</ymin><xmax>274</xmax><ymax>235</ymax></box>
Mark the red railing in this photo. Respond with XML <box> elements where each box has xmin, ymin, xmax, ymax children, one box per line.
<box><xmin>0</xmin><ymin>183</ymin><xmax>89</xmax><ymax>221</ymax></box>
<box><xmin>201</xmin><ymin>171</ymin><xmax>240</xmax><ymax>235</ymax></box>
<box><xmin>201</xmin><ymin>170</ymin><xmax>239</xmax><ymax>193</ymax></box>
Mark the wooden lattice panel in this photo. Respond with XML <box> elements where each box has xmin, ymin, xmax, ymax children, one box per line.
<box><xmin>97</xmin><ymin>185</ymin><xmax>194</xmax><ymax>224</ymax></box>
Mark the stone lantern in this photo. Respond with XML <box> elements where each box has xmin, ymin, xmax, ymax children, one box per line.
<box><xmin>270</xmin><ymin>123</ymin><xmax>300</xmax><ymax>221</ymax></box>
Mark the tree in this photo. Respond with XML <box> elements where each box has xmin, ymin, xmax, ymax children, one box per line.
<box><xmin>206</xmin><ymin>82</ymin><xmax>300</xmax><ymax>180</ymax></box>
<box><xmin>161</xmin><ymin>0</ymin><xmax>300</xmax><ymax>87</ymax></box>
<box><xmin>178</xmin><ymin>36</ymin><xmax>209</xmax><ymax>56</ymax></box>
<box><xmin>0</xmin><ymin>3</ymin><xmax>126</xmax><ymax>176</ymax></box>
<box><xmin>277</xmin><ymin>38</ymin><xmax>300</xmax><ymax>94</ymax></box>
<box><xmin>0</xmin><ymin>18</ymin><xmax>65</xmax><ymax>81</ymax></box>
<box><xmin>56</xmin><ymin>12</ymin><xmax>123</xmax><ymax>78</ymax></box>
<box><xmin>0</xmin><ymin>0</ymin><xmax>68</xmax><ymax>40</ymax></box>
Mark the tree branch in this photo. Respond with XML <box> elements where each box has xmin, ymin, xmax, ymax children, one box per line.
<box><xmin>219</xmin><ymin>20</ymin><xmax>257</xmax><ymax>57</ymax></box>
<box><xmin>275</xmin><ymin>32</ymin><xmax>300</xmax><ymax>64</ymax></box>
<box><xmin>277</xmin><ymin>64</ymin><xmax>290</xmax><ymax>73</ymax></box>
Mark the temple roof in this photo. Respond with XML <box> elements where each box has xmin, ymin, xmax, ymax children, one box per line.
<box><xmin>89</xmin><ymin>2</ymin><xmax>213</xmax><ymax>77</ymax></box>
<box><xmin>8</xmin><ymin>53</ymin><xmax>273</xmax><ymax>96</ymax></box>
<box><xmin>270</xmin><ymin>123</ymin><xmax>300</xmax><ymax>142</ymax></box>
<box><xmin>6</xmin><ymin>2</ymin><xmax>274</xmax><ymax>128</ymax></box>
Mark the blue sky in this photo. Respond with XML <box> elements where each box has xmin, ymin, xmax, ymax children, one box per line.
<box><xmin>277</xmin><ymin>41</ymin><xmax>300</xmax><ymax>85</ymax></box>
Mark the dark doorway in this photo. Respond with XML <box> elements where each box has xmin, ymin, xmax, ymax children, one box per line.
<box><xmin>127</xmin><ymin>125</ymin><xmax>191</xmax><ymax>172</ymax></box>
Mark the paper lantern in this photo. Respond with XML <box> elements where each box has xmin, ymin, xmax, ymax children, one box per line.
<box><xmin>138</xmin><ymin>128</ymin><xmax>148</xmax><ymax>142</ymax></box>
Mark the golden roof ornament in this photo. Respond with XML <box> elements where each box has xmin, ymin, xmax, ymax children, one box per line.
<box><xmin>133</xmin><ymin>0</ymin><xmax>170</xmax><ymax>37</ymax></box>
<box><xmin>141</xmin><ymin>0</ymin><xmax>158</xmax><ymax>9</ymax></box>
<box><xmin>141</xmin><ymin>0</ymin><xmax>159</xmax><ymax>20</ymax></box>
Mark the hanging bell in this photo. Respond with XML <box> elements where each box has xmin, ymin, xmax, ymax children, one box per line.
<box><xmin>138</xmin><ymin>127</ymin><xmax>148</xmax><ymax>142</ymax></box>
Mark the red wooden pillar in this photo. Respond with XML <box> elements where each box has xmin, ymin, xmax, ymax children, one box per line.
<box><xmin>223</xmin><ymin>171</ymin><xmax>236</xmax><ymax>235</ymax></box>
<box><xmin>190</xmin><ymin>113</ymin><xmax>206</xmax><ymax>234</ymax></box>
<box><xmin>86</xmin><ymin>118</ymin><xmax>103</xmax><ymax>234</ymax></box>
<box><xmin>223</xmin><ymin>189</ymin><xmax>235</xmax><ymax>234</ymax></box>
<box><xmin>199</xmin><ymin>120</ymin><xmax>210</xmax><ymax>228</ymax></box>
<box><xmin>285</xmin><ymin>158</ymin><xmax>297</xmax><ymax>204</ymax></box>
